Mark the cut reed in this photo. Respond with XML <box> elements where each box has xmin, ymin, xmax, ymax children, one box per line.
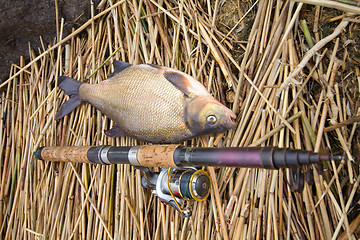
<box><xmin>1</xmin><ymin>0</ymin><xmax>359</xmax><ymax>239</ymax></box>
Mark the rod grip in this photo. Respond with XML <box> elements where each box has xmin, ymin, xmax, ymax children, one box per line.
<box><xmin>35</xmin><ymin>146</ymin><xmax>92</xmax><ymax>163</ymax></box>
<box><xmin>136</xmin><ymin>144</ymin><xmax>179</xmax><ymax>168</ymax></box>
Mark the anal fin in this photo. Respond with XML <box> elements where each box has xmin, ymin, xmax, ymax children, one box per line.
<box><xmin>105</xmin><ymin>125</ymin><xmax>126</xmax><ymax>137</ymax></box>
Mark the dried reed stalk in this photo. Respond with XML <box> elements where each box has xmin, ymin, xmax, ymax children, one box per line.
<box><xmin>0</xmin><ymin>1</ymin><xmax>359</xmax><ymax>239</ymax></box>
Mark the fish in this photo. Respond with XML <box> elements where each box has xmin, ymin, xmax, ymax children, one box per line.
<box><xmin>55</xmin><ymin>61</ymin><xmax>236</xmax><ymax>143</ymax></box>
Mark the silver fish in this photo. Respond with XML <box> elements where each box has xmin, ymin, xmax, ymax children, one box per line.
<box><xmin>55</xmin><ymin>61</ymin><xmax>236</xmax><ymax>143</ymax></box>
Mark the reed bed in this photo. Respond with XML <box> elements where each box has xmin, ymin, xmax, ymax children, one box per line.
<box><xmin>1</xmin><ymin>0</ymin><xmax>360</xmax><ymax>239</ymax></box>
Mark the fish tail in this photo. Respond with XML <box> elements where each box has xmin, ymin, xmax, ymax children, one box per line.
<box><xmin>55</xmin><ymin>76</ymin><xmax>84</xmax><ymax>120</ymax></box>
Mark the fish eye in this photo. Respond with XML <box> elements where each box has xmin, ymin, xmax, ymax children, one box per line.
<box><xmin>206</xmin><ymin>115</ymin><xmax>217</xmax><ymax>125</ymax></box>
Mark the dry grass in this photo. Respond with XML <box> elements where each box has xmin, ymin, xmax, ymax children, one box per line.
<box><xmin>1</xmin><ymin>0</ymin><xmax>360</xmax><ymax>239</ymax></box>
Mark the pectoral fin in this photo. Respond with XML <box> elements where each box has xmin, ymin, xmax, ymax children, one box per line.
<box><xmin>104</xmin><ymin>125</ymin><xmax>126</xmax><ymax>137</ymax></box>
<box><xmin>164</xmin><ymin>71</ymin><xmax>192</xmax><ymax>97</ymax></box>
<box><xmin>163</xmin><ymin>71</ymin><xmax>209</xmax><ymax>97</ymax></box>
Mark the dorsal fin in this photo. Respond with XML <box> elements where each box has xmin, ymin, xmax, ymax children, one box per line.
<box><xmin>147</xmin><ymin>63</ymin><xmax>163</xmax><ymax>69</ymax></box>
<box><xmin>163</xmin><ymin>70</ymin><xmax>210</xmax><ymax>97</ymax></box>
<box><xmin>108</xmin><ymin>61</ymin><xmax>132</xmax><ymax>78</ymax></box>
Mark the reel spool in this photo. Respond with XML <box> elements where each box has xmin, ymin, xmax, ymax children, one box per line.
<box><xmin>164</xmin><ymin>169</ymin><xmax>210</xmax><ymax>202</ymax></box>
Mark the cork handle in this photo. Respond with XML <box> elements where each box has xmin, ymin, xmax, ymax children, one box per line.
<box><xmin>137</xmin><ymin>145</ymin><xmax>179</xmax><ymax>168</ymax></box>
<box><xmin>36</xmin><ymin>146</ymin><xmax>92</xmax><ymax>163</ymax></box>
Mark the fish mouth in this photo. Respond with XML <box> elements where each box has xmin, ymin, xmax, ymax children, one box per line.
<box><xmin>225</xmin><ymin>110</ymin><xmax>236</xmax><ymax>129</ymax></box>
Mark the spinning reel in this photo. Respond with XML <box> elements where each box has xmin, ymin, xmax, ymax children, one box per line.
<box><xmin>141</xmin><ymin>167</ymin><xmax>211</xmax><ymax>217</ymax></box>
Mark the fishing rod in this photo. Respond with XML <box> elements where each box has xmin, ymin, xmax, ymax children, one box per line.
<box><xmin>35</xmin><ymin>145</ymin><xmax>343</xmax><ymax>217</ymax></box>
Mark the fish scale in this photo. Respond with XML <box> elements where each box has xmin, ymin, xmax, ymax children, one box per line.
<box><xmin>55</xmin><ymin>61</ymin><xmax>236</xmax><ymax>143</ymax></box>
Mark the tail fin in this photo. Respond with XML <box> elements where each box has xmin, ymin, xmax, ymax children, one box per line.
<box><xmin>55</xmin><ymin>76</ymin><xmax>84</xmax><ymax>120</ymax></box>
